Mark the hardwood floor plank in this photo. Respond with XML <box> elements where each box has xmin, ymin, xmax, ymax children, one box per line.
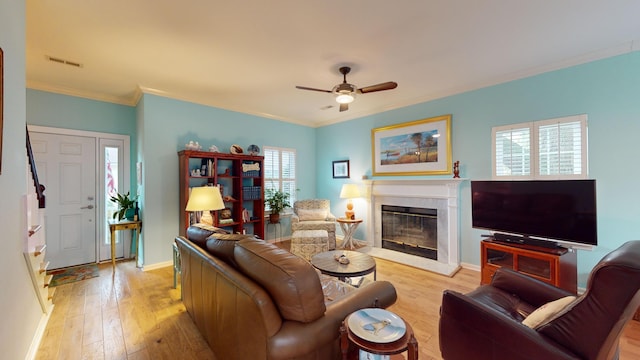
<box><xmin>57</xmin><ymin>314</ymin><xmax>83</xmax><ymax>360</ymax></box>
<box><xmin>35</xmin><ymin>324</ymin><xmax>63</xmax><ymax>360</ymax></box>
<box><xmin>102</xmin><ymin>306</ymin><xmax>127</xmax><ymax>360</ymax></box>
<box><xmin>35</xmin><ymin>258</ymin><xmax>640</xmax><ymax>359</ymax></box>
<box><xmin>83</xmin><ymin>293</ymin><xmax>104</xmax><ymax>346</ymax></box>
<box><xmin>117</xmin><ymin>298</ymin><xmax>147</xmax><ymax>355</ymax></box>
<box><xmin>81</xmin><ymin>340</ymin><xmax>105</xmax><ymax>360</ymax></box>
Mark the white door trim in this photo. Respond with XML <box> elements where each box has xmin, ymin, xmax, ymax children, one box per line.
<box><xmin>28</xmin><ymin>125</ymin><xmax>131</xmax><ymax>263</ymax></box>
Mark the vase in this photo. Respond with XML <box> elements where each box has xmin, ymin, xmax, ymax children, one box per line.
<box><xmin>269</xmin><ymin>213</ymin><xmax>280</xmax><ymax>224</ymax></box>
<box><xmin>125</xmin><ymin>208</ymin><xmax>136</xmax><ymax>221</ymax></box>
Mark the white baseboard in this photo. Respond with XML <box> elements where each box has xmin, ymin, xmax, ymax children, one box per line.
<box><xmin>142</xmin><ymin>260</ymin><xmax>172</xmax><ymax>271</ymax></box>
<box><xmin>25</xmin><ymin>307</ymin><xmax>54</xmax><ymax>360</ymax></box>
<box><xmin>460</xmin><ymin>262</ymin><xmax>481</xmax><ymax>272</ymax></box>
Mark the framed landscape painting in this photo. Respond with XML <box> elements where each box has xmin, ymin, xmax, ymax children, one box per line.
<box><xmin>371</xmin><ymin>114</ymin><xmax>452</xmax><ymax>176</ymax></box>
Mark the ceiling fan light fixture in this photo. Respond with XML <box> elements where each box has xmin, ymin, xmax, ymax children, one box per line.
<box><xmin>335</xmin><ymin>92</ymin><xmax>355</xmax><ymax>104</ymax></box>
<box><xmin>296</xmin><ymin>66</ymin><xmax>397</xmax><ymax>112</ymax></box>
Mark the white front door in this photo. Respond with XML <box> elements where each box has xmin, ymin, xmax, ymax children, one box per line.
<box><xmin>30</xmin><ymin>132</ymin><xmax>97</xmax><ymax>269</ymax></box>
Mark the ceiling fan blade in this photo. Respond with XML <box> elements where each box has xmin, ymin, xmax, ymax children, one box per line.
<box><xmin>339</xmin><ymin>103</ymin><xmax>349</xmax><ymax>112</ymax></box>
<box><xmin>359</xmin><ymin>82</ymin><xmax>398</xmax><ymax>93</ymax></box>
<box><xmin>295</xmin><ymin>86</ymin><xmax>332</xmax><ymax>93</ymax></box>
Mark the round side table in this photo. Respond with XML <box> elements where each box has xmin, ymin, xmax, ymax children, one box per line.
<box><xmin>340</xmin><ymin>312</ymin><xmax>418</xmax><ymax>360</ymax></box>
<box><xmin>337</xmin><ymin>218</ymin><xmax>363</xmax><ymax>249</ymax></box>
<box><xmin>311</xmin><ymin>250</ymin><xmax>376</xmax><ymax>286</ymax></box>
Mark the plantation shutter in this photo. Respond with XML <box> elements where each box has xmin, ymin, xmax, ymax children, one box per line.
<box><xmin>492</xmin><ymin>115</ymin><xmax>587</xmax><ymax>179</ymax></box>
<box><xmin>281</xmin><ymin>149</ymin><xmax>297</xmax><ymax>204</ymax></box>
<box><xmin>263</xmin><ymin>146</ymin><xmax>297</xmax><ymax>210</ymax></box>
<box><xmin>493</xmin><ymin>126</ymin><xmax>531</xmax><ymax>177</ymax></box>
<box><xmin>536</xmin><ymin>119</ymin><xmax>585</xmax><ymax>177</ymax></box>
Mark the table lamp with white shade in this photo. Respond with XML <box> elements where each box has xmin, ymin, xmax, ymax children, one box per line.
<box><xmin>185</xmin><ymin>186</ymin><xmax>225</xmax><ymax>225</ymax></box>
<box><xmin>340</xmin><ymin>184</ymin><xmax>361</xmax><ymax>220</ymax></box>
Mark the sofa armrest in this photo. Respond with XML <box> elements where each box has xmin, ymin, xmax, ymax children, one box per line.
<box><xmin>439</xmin><ymin>290</ymin><xmax>578</xmax><ymax>360</ymax></box>
<box><xmin>491</xmin><ymin>268</ymin><xmax>575</xmax><ymax>307</ymax></box>
<box><xmin>326</xmin><ymin>213</ymin><xmax>337</xmax><ymax>221</ymax></box>
<box><xmin>269</xmin><ymin>281</ymin><xmax>397</xmax><ymax>358</ymax></box>
<box><xmin>291</xmin><ymin>213</ymin><xmax>300</xmax><ymax>223</ymax></box>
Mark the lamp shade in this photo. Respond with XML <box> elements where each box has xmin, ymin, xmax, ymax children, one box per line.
<box><xmin>185</xmin><ymin>186</ymin><xmax>225</xmax><ymax>211</ymax></box>
<box><xmin>340</xmin><ymin>184</ymin><xmax>361</xmax><ymax>199</ymax></box>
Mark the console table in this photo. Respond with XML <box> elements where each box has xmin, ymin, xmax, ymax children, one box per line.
<box><xmin>108</xmin><ymin>219</ymin><xmax>142</xmax><ymax>269</ymax></box>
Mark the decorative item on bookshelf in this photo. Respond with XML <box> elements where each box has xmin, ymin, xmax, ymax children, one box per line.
<box><xmin>247</xmin><ymin>144</ymin><xmax>260</xmax><ymax>155</ymax></box>
<box><xmin>185</xmin><ymin>141</ymin><xmax>202</xmax><ymax>151</ymax></box>
<box><xmin>242</xmin><ymin>161</ymin><xmax>261</xmax><ymax>177</ymax></box>
<box><xmin>230</xmin><ymin>144</ymin><xmax>243</xmax><ymax>154</ymax></box>
<box><xmin>220</xmin><ymin>208</ymin><xmax>232</xmax><ymax>220</ymax></box>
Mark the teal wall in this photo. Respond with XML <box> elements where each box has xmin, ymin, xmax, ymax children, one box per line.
<box><xmin>317</xmin><ymin>51</ymin><xmax>640</xmax><ymax>286</ymax></box>
<box><xmin>137</xmin><ymin>94</ymin><xmax>316</xmax><ymax>265</ymax></box>
<box><xmin>24</xmin><ymin>51</ymin><xmax>640</xmax><ymax>287</ymax></box>
<box><xmin>26</xmin><ymin>90</ymin><xmax>136</xmax><ymax>134</ymax></box>
<box><xmin>26</xmin><ymin>89</ymin><xmax>138</xmax><ymax>192</ymax></box>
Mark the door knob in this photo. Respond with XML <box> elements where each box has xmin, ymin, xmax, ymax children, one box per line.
<box><xmin>81</xmin><ymin>205</ymin><xmax>94</xmax><ymax>209</ymax></box>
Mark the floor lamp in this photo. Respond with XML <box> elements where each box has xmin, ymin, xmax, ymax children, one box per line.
<box><xmin>185</xmin><ymin>186</ymin><xmax>225</xmax><ymax>226</ymax></box>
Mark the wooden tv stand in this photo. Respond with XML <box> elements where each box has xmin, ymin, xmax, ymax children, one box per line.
<box><xmin>481</xmin><ymin>238</ymin><xmax>578</xmax><ymax>294</ymax></box>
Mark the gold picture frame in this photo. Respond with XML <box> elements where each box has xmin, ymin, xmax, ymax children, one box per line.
<box><xmin>371</xmin><ymin>114</ymin><xmax>452</xmax><ymax>176</ymax></box>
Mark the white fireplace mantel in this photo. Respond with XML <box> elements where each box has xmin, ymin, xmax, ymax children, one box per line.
<box><xmin>360</xmin><ymin>179</ymin><xmax>466</xmax><ymax>276</ymax></box>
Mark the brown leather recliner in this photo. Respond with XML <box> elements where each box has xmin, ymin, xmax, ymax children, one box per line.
<box><xmin>439</xmin><ymin>240</ymin><xmax>640</xmax><ymax>360</ymax></box>
<box><xmin>176</xmin><ymin>231</ymin><xmax>397</xmax><ymax>360</ymax></box>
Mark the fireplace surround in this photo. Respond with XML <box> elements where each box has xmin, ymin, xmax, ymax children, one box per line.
<box><xmin>361</xmin><ymin>179</ymin><xmax>465</xmax><ymax>276</ymax></box>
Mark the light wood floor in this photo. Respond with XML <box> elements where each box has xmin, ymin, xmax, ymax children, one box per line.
<box><xmin>36</xmin><ymin>255</ymin><xmax>640</xmax><ymax>359</ymax></box>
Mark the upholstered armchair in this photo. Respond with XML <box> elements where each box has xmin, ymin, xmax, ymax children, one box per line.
<box><xmin>291</xmin><ymin>199</ymin><xmax>337</xmax><ymax>249</ymax></box>
<box><xmin>439</xmin><ymin>240</ymin><xmax>640</xmax><ymax>360</ymax></box>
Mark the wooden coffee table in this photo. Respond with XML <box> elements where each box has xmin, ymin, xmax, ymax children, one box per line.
<box><xmin>310</xmin><ymin>250</ymin><xmax>376</xmax><ymax>285</ymax></box>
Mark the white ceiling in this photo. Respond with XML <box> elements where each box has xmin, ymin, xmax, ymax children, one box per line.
<box><xmin>26</xmin><ymin>1</ymin><xmax>640</xmax><ymax>127</ymax></box>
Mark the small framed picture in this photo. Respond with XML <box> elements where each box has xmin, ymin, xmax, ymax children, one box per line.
<box><xmin>333</xmin><ymin>160</ymin><xmax>350</xmax><ymax>179</ymax></box>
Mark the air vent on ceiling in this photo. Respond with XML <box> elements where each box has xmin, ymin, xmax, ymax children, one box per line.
<box><xmin>46</xmin><ymin>56</ymin><xmax>83</xmax><ymax>68</ymax></box>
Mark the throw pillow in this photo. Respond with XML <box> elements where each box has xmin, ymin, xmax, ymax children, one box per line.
<box><xmin>297</xmin><ymin>208</ymin><xmax>328</xmax><ymax>221</ymax></box>
<box><xmin>522</xmin><ymin>296</ymin><xmax>576</xmax><ymax>328</ymax></box>
<box><xmin>234</xmin><ymin>238</ymin><xmax>326</xmax><ymax>323</ymax></box>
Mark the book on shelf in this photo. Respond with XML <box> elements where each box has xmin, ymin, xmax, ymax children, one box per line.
<box><xmin>218</xmin><ymin>218</ymin><xmax>234</xmax><ymax>225</ymax></box>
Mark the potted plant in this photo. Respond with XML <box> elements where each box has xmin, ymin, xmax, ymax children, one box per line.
<box><xmin>110</xmin><ymin>191</ymin><xmax>138</xmax><ymax>221</ymax></box>
<box><xmin>265</xmin><ymin>188</ymin><xmax>290</xmax><ymax>224</ymax></box>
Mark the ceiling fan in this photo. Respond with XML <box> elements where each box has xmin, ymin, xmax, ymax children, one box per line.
<box><xmin>296</xmin><ymin>66</ymin><xmax>398</xmax><ymax>112</ymax></box>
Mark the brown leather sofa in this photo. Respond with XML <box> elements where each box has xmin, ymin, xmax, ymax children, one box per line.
<box><xmin>175</xmin><ymin>227</ymin><xmax>397</xmax><ymax>360</ymax></box>
<box><xmin>439</xmin><ymin>240</ymin><xmax>640</xmax><ymax>360</ymax></box>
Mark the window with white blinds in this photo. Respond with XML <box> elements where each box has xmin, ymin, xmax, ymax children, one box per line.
<box><xmin>494</xmin><ymin>125</ymin><xmax>531</xmax><ymax>177</ymax></box>
<box><xmin>492</xmin><ymin>115</ymin><xmax>587</xmax><ymax>179</ymax></box>
<box><xmin>264</xmin><ymin>146</ymin><xmax>297</xmax><ymax>211</ymax></box>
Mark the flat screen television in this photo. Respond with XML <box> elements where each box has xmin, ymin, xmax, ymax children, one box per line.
<box><xmin>471</xmin><ymin>180</ymin><xmax>597</xmax><ymax>247</ymax></box>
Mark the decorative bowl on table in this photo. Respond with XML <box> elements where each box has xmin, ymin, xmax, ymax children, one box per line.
<box><xmin>348</xmin><ymin>308</ymin><xmax>406</xmax><ymax>343</ymax></box>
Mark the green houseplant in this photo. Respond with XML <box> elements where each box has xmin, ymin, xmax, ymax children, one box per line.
<box><xmin>265</xmin><ymin>188</ymin><xmax>290</xmax><ymax>224</ymax></box>
<box><xmin>110</xmin><ymin>191</ymin><xmax>138</xmax><ymax>220</ymax></box>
